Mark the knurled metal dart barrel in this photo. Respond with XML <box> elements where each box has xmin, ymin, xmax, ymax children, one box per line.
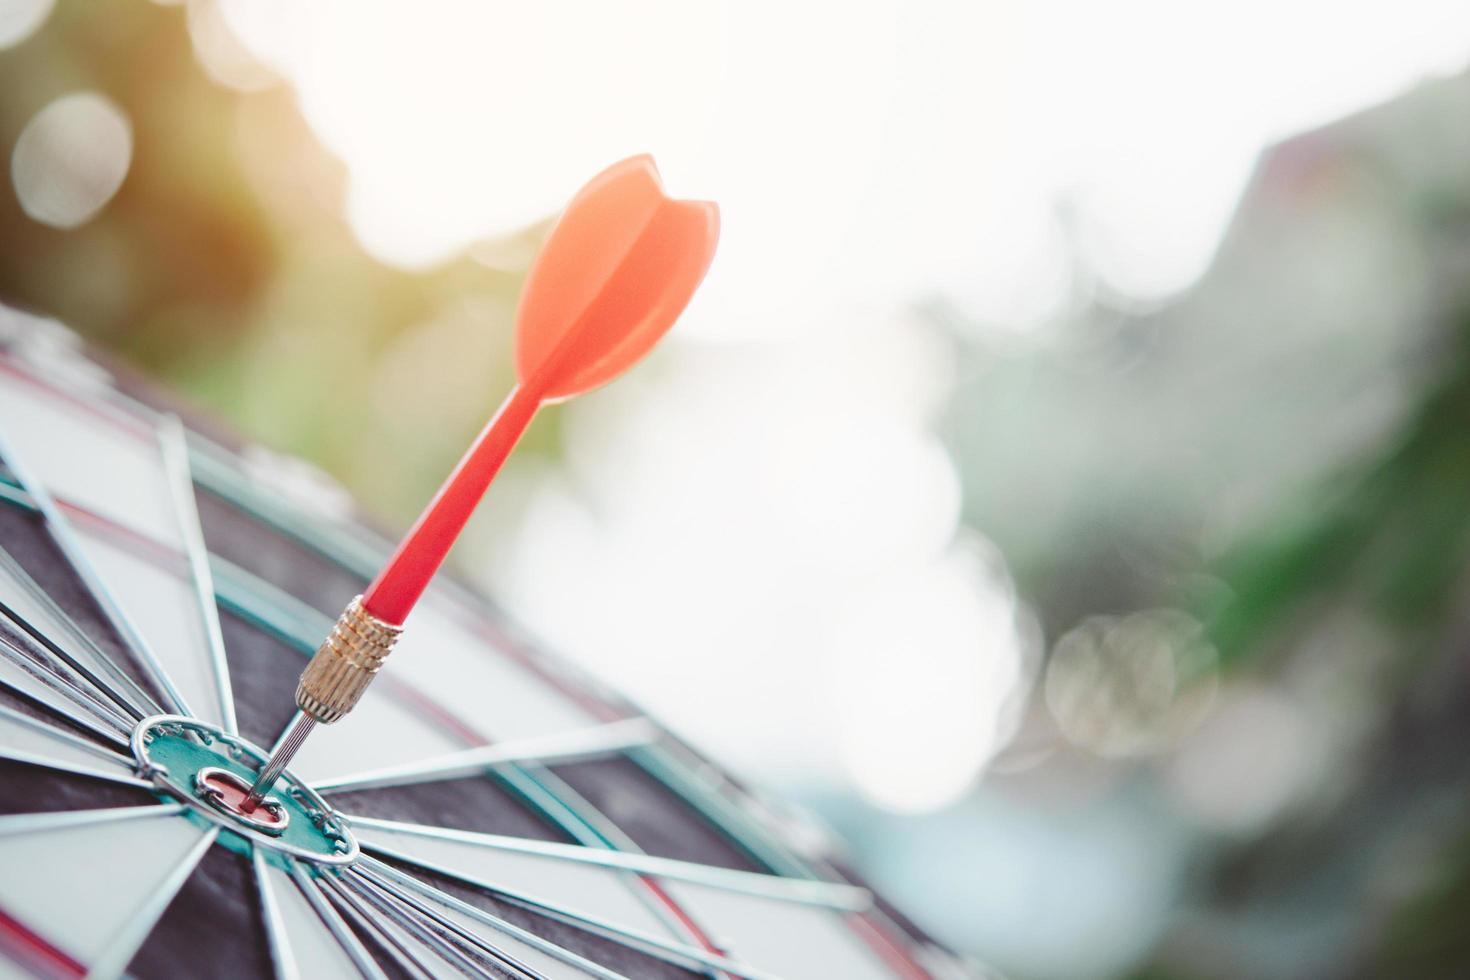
<box><xmin>244</xmin><ymin>155</ymin><xmax>719</xmax><ymax>809</ymax></box>
<box><xmin>242</xmin><ymin>598</ymin><xmax>403</xmax><ymax>808</ymax></box>
<box><xmin>296</xmin><ymin>595</ymin><xmax>404</xmax><ymax>723</ymax></box>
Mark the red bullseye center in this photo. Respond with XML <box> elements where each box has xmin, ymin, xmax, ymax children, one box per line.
<box><xmin>195</xmin><ymin>767</ymin><xmax>290</xmax><ymax>835</ymax></box>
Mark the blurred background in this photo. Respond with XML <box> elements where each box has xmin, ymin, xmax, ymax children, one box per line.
<box><xmin>5</xmin><ymin>1</ymin><xmax>1470</xmax><ymax>976</ymax></box>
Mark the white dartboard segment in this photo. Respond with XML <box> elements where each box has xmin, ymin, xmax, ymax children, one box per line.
<box><xmin>0</xmin><ymin>705</ymin><xmax>135</xmax><ymax>780</ymax></box>
<box><xmin>256</xmin><ymin>858</ymin><xmax>366</xmax><ymax>980</ymax></box>
<box><xmin>283</xmin><ymin>681</ymin><xmax>470</xmax><ymax>785</ymax></box>
<box><xmin>0</xmin><ymin>807</ymin><xmax>206</xmax><ymax>970</ymax></box>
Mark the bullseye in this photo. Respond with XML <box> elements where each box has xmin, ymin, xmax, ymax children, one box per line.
<box><xmin>129</xmin><ymin>715</ymin><xmax>357</xmax><ymax>865</ymax></box>
<box><xmin>195</xmin><ymin>767</ymin><xmax>290</xmax><ymax>836</ymax></box>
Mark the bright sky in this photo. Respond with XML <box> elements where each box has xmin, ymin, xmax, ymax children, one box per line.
<box><xmin>219</xmin><ymin>0</ymin><xmax>1470</xmax><ymax>318</ymax></box>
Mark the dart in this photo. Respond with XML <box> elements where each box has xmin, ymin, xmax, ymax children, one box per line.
<box><xmin>243</xmin><ymin>155</ymin><xmax>719</xmax><ymax>808</ymax></box>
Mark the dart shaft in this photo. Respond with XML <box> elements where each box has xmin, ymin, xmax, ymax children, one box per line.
<box><xmin>249</xmin><ymin>592</ymin><xmax>404</xmax><ymax>805</ymax></box>
<box><xmin>363</xmin><ymin>380</ymin><xmax>544</xmax><ymax>625</ymax></box>
<box><xmin>244</xmin><ymin>711</ymin><xmax>316</xmax><ymax>809</ymax></box>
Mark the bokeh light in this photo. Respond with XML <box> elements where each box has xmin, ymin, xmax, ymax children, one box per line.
<box><xmin>1166</xmin><ymin>684</ymin><xmax>1321</xmax><ymax>834</ymax></box>
<box><xmin>1045</xmin><ymin>610</ymin><xmax>1217</xmax><ymax>758</ymax></box>
<box><xmin>828</xmin><ymin>542</ymin><xmax>1031</xmax><ymax>813</ymax></box>
<box><xmin>11</xmin><ymin>92</ymin><xmax>131</xmax><ymax>229</ymax></box>
<box><xmin>0</xmin><ymin>0</ymin><xmax>52</xmax><ymax>49</ymax></box>
<box><xmin>186</xmin><ymin>0</ymin><xmax>278</xmax><ymax>92</ymax></box>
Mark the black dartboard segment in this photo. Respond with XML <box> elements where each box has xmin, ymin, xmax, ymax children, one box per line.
<box><xmin>0</xmin><ymin>324</ymin><xmax>965</xmax><ymax>979</ymax></box>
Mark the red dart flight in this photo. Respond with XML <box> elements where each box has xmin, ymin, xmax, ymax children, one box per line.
<box><xmin>366</xmin><ymin>154</ymin><xmax>721</xmax><ymax>625</ymax></box>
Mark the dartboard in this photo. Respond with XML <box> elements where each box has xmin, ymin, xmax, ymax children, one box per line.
<box><xmin>0</xmin><ymin>318</ymin><xmax>969</xmax><ymax>980</ymax></box>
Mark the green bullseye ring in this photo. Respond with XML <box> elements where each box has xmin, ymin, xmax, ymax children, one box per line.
<box><xmin>131</xmin><ymin>715</ymin><xmax>357</xmax><ymax>866</ymax></box>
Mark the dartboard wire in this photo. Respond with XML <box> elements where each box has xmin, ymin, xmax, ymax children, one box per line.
<box><xmin>0</xmin><ymin>629</ymin><xmax>135</xmax><ymax>737</ymax></box>
<box><xmin>285</xmin><ymin>858</ymin><xmax>391</xmax><ymax>980</ymax></box>
<box><xmin>0</xmin><ymin>701</ymin><xmax>135</xmax><ymax>769</ymax></box>
<box><xmin>0</xmin><ymin>802</ymin><xmax>185</xmax><ymax>837</ymax></box>
<box><xmin>629</xmin><ymin>743</ymin><xmax>813</xmax><ymax>881</ymax></box>
<box><xmin>0</xmin><ymin>421</ymin><xmax>195</xmax><ymax>719</ymax></box>
<box><xmin>0</xmin><ymin>639</ymin><xmax>133</xmax><ymax>749</ymax></box>
<box><xmin>0</xmin><ymin>596</ymin><xmax>151</xmax><ymax>726</ymax></box>
<box><xmin>0</xmin><ymin>583</ymin><xmax>147</xmax><ymax>730</ymax></box>
<box><xmin>84</xmin><ymin>824</ymin><xmax>220</xmax><ymax>980</ymax></box>
<box><xmin>483</xmin><ymin>760</ymin><xmax>727</xmax><ymax>980</ymax></box>
<box><xmin>358</xmin><ymin>859</ymin><xmax>773</xmax><ymax>980</ymax></box>
<box><xmin>0</xmin><ymin>543</ymin><xmax>162</xmax><ymax>720</ymax></box>
<box><xmin>0</xmin><ymin>676</ymin><xmax>129</xmax><ymax>752</ymax></box>
<box><xmin>0</xmin><ymin>748</ymin><xmax>152</xmax><ymax>791</ymax></box>
<box><xmin>348</xmin><ymin>865</ymin><xmax>610</xmax><ymax>980</ymax></box>
<box><xmin>158</xmin><ymin>414</ymin><xmax>238</xmax><ymax>736</ymax></box>
<box><xmin>342</xmin><ymin>816</ymin><xmax>869</xmax><ymax>911</ymax></box>
<box><xmin>508</xmin><ymin>764</ymin><xmax>633</xmax><ymax>855</ymax></box>
<box><xmin>312</xmin><ymin>719</ymin><xmax>660</xmax><ymax>793</ymax></box>
<box><xmin>626</xmin><ymin>744</ymin><xmax>937</xmax><ymax>980</ymax></box>
<box><xmin>617</xmin><ymin>748</ymin><xmax>937</xmax><ymax>980</ymax></box>
<box><xmin>315</xmin><ymin>875</ymin><xmax>441</xmax><ymax>980</ymax></box>
<box><xmin>501</xmin><ymin>760</ymin><xmax>734</xmax><ymax>980</ymax></box>
<box><xmin>358</xmin><ymin>854</ymin><xmax>779</xmax><ymax>980</ymax></box>
<box><xmin>2</xmin><ymin>463</ymin><xmax>723</xmax><ymax>966</ymax></box>
<box><xmin>635</xmin><ymin>736</ymin><xmax>931</xmax><ymax>978</ymax></box>
<box><xmin>340</xmin><ymin>871</ymin><xmax>542</xmax><ymax>980</ymax></box>
<box><xmin>251</xmin><ymin>846</ymin><xmax>303</xmax><ymax>980</ymax></box>
<box><xmin>351</xmin><ymin>882</ymin><xmax>522</xmax><ymax>980</ymax></box>
<box><xmin>0</xmin><ymin>473</ymin><xmax>261</xmax><ymax>742</ymax></box>
<box><xmin>0</xmin><ymin>704</ymin><xmax>145</xmax><ymax>786</ymax></box>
